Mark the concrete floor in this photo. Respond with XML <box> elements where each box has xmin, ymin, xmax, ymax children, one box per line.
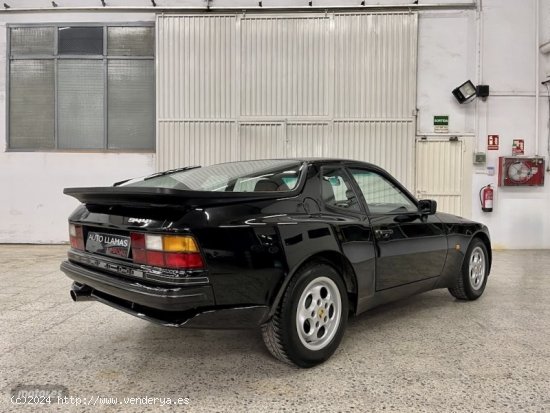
<box><xmin>0</xmin><ymin>246</ymin><xmax>549</xmax><ymax>412</ymax></box>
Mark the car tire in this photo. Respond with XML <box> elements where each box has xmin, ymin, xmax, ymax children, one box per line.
<box><xmin>449</xmin><ymin>238</ymin><xmax>489</xmax><ymax>301</ymax></box>
<box><xmin>261</xmin><ymin>261</ymin><xmax>349</xmax><ymax>368</ymax></box>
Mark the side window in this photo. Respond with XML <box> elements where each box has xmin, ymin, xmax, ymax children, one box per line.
<box><xmin>321</xmin><ymin>167</ymin><xmax>360</xmax><ymax>211</ymax></box>
<box><xmin>349</xmin><ymin>169</ymin><xmax>417</xmax><ymax>214</ymax></box>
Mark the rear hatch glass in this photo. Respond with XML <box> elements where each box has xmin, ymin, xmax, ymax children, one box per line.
<box><xmin>121</xmin><ymin>160</ymin><xmax>305</xmax><ymax>193</ymax></box>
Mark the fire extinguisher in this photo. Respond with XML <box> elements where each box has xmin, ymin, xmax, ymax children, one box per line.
<box><xmin>479</xmin><ymin>184</ymin><xmax>493</xmax><ymax>212</ymax></box>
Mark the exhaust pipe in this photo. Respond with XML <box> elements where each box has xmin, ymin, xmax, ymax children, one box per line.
<box><xmin>70</xmin><ymin>283</ymin><xmax>94</xmax><ymax>302</ymax></box>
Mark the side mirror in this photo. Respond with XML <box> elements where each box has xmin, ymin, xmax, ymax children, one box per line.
<box><xmin>418</xmin><ymin>199</ymin><xmax>437</xmax><ymax>215</ymax></box>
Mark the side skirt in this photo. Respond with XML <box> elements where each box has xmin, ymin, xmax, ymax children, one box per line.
<box><xmin>355</xmin><ymin>277</ymin><xmax>439</xmax><ymax>314</ymax></box>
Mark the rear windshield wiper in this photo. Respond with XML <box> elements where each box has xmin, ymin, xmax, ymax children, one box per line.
<box><xmin>113</xmin><ymin>166</ymin><xmax>201</xmax><ymax>187</ymax></box>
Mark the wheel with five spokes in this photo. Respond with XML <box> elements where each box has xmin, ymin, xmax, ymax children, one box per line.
<box><xmin>262</xmin><ymin>261</ymin><xmax>348</xmax><ymax>367</ymax></box>
<box><xmin>449</xmin><ymin>238</ymin><xmax>489</xmax><ymax>300</ymax></box>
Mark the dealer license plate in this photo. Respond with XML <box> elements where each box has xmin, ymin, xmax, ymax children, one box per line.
<box><xmin>86</xmin><ymin>232</ymin><xmax>131</xmax><ymax>259</ymax></box>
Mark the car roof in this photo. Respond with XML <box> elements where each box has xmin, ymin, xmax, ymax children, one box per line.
<box><xmin>235</xmin><ymin>158</ymin><xmax>376</xmax><ymax>167</ymax></box>
<box><xmin>204</xmin><ymin>158</ymin><xmax>383</xmax><ymax>171</ymax></box>
<box><xmin>289</xmin><ymin>158</ymin><xmax>380</xmax><ymax>169</ymax></box>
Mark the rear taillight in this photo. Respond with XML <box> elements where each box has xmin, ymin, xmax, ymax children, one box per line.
<box><xmin>69</xmin><ymin>224</ymin><xmax>84</xmax><ymax>250</ymax></box>
<box><xmin>130</xmin><ymin>233</ymin><xmax>204</xmax><ymax>270</ymax></box>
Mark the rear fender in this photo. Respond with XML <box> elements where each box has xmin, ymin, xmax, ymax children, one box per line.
<box><xmin>267</xmin><ymin>249</ymin><xmax>359</xmax><ymax>320</ymax></box>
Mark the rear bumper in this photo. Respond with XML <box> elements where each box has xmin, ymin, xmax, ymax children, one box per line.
<box><xmin>61</xmin><ymin>260</ymin><xmax>214</xmax><ymax>311</ymax></box>
<box><xmin>60</xmin><ymin>260</ymin><xmax>269</xmax><ymax>328</ymax></box>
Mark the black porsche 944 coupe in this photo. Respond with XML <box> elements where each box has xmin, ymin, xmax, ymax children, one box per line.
<box><xmin>61</xmin><ymin>159</ymin><xmax>491</xmax><ymax>367</ymax></box>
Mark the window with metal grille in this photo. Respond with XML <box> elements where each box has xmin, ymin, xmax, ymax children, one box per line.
<box><xmin>7</xmin><ymin>25</ymin><xmax>155</xmax><ymax>151</ymax></box>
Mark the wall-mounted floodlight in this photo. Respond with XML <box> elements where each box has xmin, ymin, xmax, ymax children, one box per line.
<box><xmin>452</xmin><ymin>80</ymin><xmax>490</xmax><ymax>104</ymax></box>
<box><xmin>452</xmin><ymin>80</ymin><xmax>477</xmax><ymax>104</ymax></box>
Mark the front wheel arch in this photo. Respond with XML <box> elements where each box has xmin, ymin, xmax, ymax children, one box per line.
<box><xmin>466</xmin><ymin>231</ymin><xmax>492</xmax><ymax>275</ymax></box>
<box><xmin>449</xmin><ymin>237</ymin><xmax>489</xmax><ymax>300</ymax></box>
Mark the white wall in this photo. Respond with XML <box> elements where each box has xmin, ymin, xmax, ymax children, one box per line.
<box><xmin>473</xmin><ymin>0</ymin><xmax>550</xmax><ymax>249</ymax></box>
<box><xmin>417</xmin><ymin>0</ymin><xmax>550</xmax><ymax>249</ymax></box>
<box><xmin>417</xmin><ymin>10</ymin><xmax>477</xmax><ymax>135</ymax></box>
<box><xmin>1</xmin><ymin>0</ymin><xmax>549</xmax><ymax>248</ymax></box>
<box><xmin>0</xmin><ymin>153</ymin><xmax>154</xmax><ymax>242</ymax></box>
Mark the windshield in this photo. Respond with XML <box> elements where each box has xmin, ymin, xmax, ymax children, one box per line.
<box><xmin>123</xmin><ymin>160</ymin><xmax>305</xmax><ymax>193</ymax></box>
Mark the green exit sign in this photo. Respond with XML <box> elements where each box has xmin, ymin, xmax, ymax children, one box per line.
<box><xmin>434</xmin><ymin>115</ymin><xmax>449</xmax><ymax>133</ymax></box>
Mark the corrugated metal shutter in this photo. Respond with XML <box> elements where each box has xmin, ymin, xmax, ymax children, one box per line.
<box><xmin>157</xmin><ymin>12</ymin><xmax>418</xmax><ymax>187</ymax></box>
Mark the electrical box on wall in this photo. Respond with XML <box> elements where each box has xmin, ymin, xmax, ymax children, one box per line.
<box><xmin>473</xmin><ymin>152</ymin><xmax>486</xmax><ymax>164</ymax></box>
<box><xmin>498</xmin><ymin>157</ymin><xmax>545</xmax><ymax>187</ymax></box>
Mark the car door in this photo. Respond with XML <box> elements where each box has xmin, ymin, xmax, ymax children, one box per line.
<box><xmin>318</xmin><ymin>165</ymin><xmax>377</xmax><ymax>301</ymax></box>
<box><xmin>347</xmin><ymin>167</ymin><xmax>447</xmax><ymax>291</ymax></box>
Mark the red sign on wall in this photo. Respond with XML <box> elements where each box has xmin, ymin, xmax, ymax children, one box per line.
<box><xmin>512</xmin><ymin>139</ymin><xmax>524</xmax><ymax>155</ymax></box>
<box><xmin>488</xmin><ymin>135</ymin><xmax>499</xmax><ymax>150</ymax></box>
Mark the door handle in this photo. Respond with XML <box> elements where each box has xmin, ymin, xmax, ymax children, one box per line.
<box><xmin>375</xmin><ymin>229</ymin><xmax>394</xmax><ymax>240</ymax></box>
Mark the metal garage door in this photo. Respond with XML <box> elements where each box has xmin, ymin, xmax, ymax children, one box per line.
<box><xmin>415</xmin><ymin>138</ymin><xmax>468</xmax><ymax>216</ymax></box>
<box><xmin>156</xmin><ymin>12</ymin><xmax>418</xmax><ymax>188</ymax></box>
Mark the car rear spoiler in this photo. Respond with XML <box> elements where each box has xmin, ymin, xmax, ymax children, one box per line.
<box><xmin>63</xmin><ymin>186</ymin><xmax>289</xmax><ymax>208</ymax></box>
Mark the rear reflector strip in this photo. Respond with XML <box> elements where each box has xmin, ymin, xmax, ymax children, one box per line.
<box><xmin>68</xmin><ymin>226</ymin><xmax>205</xmax><ymax>270</ymax></box>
